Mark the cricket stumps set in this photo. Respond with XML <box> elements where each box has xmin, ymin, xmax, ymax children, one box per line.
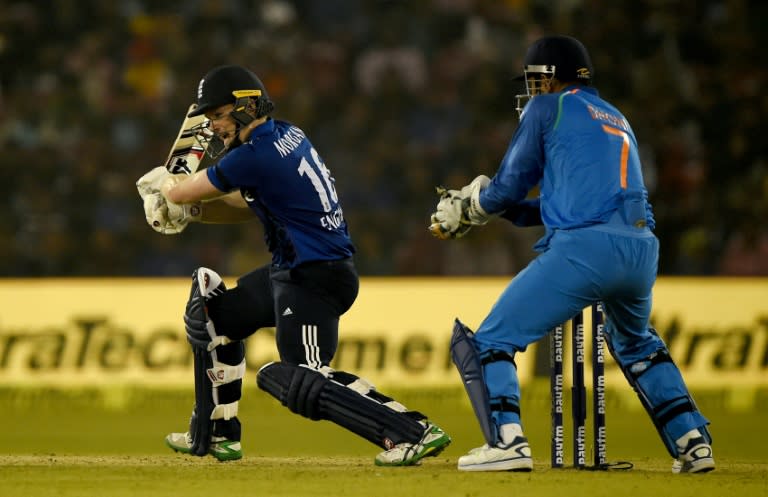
<box><xmin>550</xmin><ymin>303</ymin><xmax>631</xmax><ymax>470</ymax></box>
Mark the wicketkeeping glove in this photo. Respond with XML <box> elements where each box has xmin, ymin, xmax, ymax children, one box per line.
<box><xmin>464</xmin><ymin>175</ymin><xmax>493</xmax><ymax>225</ymax></box>
<box><xmin>429</xmin><ymin>187</ymin><xmax>473</xmax><ymax>239</ymax></box>
<box><xmin>428</xmin><ymin>175</ymin><xmax>494</xmax><ymax>239</ymax></box>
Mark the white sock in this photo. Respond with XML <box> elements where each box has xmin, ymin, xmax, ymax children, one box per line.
<box><xmin>500</xmin><ymin>423</ymin><xmax>524</xmax><ymax>444</ymax></box>
<box><xmin>675</xmin><ymin>429</ymin><xmax>702</xmax><ymax>449</ymax></box>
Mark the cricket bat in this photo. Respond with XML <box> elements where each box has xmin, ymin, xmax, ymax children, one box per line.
<box><xmin>136</xmin><ymin>104</ymin><xmax>210</xmax><ymax>232</ymax></box>
<box><xmin>164</xmin><ymin>103</ymin><xmax>210</xmax><ymax>175</ymax></box>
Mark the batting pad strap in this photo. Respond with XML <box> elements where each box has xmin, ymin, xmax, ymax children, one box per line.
<box><xmin>207</xmin><ymin>359</ymin><xmax>246</xmax><ymax>386</ymax></box>
<box><xmin>383</xmin><ymin>400</ymin><xmax>408</xmax><ymax>412</ymax></box>
<box><xmin>211</xmin><ymin>401</ymin><xmax>239</xmax><ymax>420</ymax></box>
<box><xmin>207</xmin><ymin>335</ymin><xmax>233</xmax><ymax>352</ymax></box>
<box><xmin>332</xmin><ymin>370</ymin><xmax>407</xmax><ymax>412</ymax></box>
<box><xmin>346</xmin><ymin>378</ymin><xmax>375</xmax><ymax>395</ymax></box>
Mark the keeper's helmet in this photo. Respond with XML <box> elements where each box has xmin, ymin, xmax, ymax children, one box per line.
<box><xmin>514</xmin><ymin>35</ymin><xmax>593</xmax><ymax>117</ymax></box>
<box><xmin>187</xmin><ymin>65</ymin><xmax>275</xmax><ymax>157</ymax></box>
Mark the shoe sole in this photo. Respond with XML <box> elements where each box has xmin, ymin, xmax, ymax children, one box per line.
<box><xmin>211</xmin><ymin>453</ymin><xmax>242</xmax><ymax>462</ymax></box>
<box><xmin>165</xmin><ymin>437</ymin><xmax>193</xmax><ymax>455</ymax></box>
<box><xmin>458</xmin><ymin>458</ymin><xmax>533</xmax><ymax>472</ymax></box>
<box><xmin>210</xmin><ymin>445</ymin><xmax>243</xmax><ymax>462</ymax></box>
<box><xmin>691</xmin><ymin>466</ymin><xmax>715</xmax><ymax>473</ymax></box>
<box><xmin>165</xmin><ymin>437</ymin><xmax>242</xmax><ymax>462</ymax></box>
<box><xmin>673</xmin><ymin>458</ymin><xmax>715</xmax><ymax>474</ymax></box>
<box><xmin>422</xmin><ymin>435</ymin><xmax>452</xmax><ymax>458</ymax></box>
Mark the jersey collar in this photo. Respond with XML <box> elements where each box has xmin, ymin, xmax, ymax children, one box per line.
<box><xmin>563</xmin><ymin>84</ymin><xmax>598</xmax><ymax>96</ymax></box>
<box><xmin>246</xmin><ymin>118</ymin><xmax>276</xmax><ymax>142</ymax></box>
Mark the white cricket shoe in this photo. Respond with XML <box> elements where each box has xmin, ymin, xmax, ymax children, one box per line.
<box><xmin>374</xmin><ymin>422</ymin><xmax>452</xmax><ymax>466</ymax></box>
<box><xmin>671</xmin><ymin>435</ymin><xmax>714</xmax><ymax>474</ymax></box>
<box><xmin>165</xmin><ymin>431</ymin><xmax>242</xmax><ymax>462</ymax></box>
<box><xmin>458</xmin><ymin>436</ymin><xmax>533</xmax><ymax>472</ymax></box>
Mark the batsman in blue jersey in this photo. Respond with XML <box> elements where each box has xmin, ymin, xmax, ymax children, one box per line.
<box><xmin>139</xmin><ymin>65</ymin><xmax>450</xmax><ymax>465</ymax></box>
<box><xmin>430</xmin><ymin>36</ymin><xmax>713</xmax><ymax>473</ymax></box>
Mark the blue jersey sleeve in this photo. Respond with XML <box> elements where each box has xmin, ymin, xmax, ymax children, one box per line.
<box><xmin>206</xmin><ymin>163</ymin><xmax>238</xmax><ymax>192</ymax></box>
<box><xmin>479</xmin><ymin>97</ymin><xmax>552</xmax><ymax>216</ymax></box>
<box><xmin>500</xmin><ymin>198</ymin><xmax>543</xmax><ymax>227</ymax></box>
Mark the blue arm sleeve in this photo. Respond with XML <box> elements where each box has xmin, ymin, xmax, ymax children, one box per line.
<box><xmin>500</xmin><ymin>198</ymin><xmax>543</xmax><ymax>227</ymax></box>
<box><xmin>479</xmin><ymin>101</ymin><xmax>547</xmax><ymax>215</ymax></box>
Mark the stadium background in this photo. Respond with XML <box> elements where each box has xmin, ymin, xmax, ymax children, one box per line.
<box><xmin>1</xmin><ymin>2</ymin><xmax>766</xmax><ymax>494</ymax></box>
<box><xmin>1</xmin><ymin>0</ymin><xmax>767</xmax><ymax>277</ymax></box>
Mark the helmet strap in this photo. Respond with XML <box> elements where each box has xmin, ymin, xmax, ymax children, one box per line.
<box><xmin>226</xmin><ymin>133</ymin><xmax>244</xmax><ymax>152</ymax></box>
<box><xmin>230</xmin><ymin>95</ymin><xmax>257</xmax><ymax>128</ymax></box>
<box><xmin>229</xmin><ymin>89</ymin><xmax>274</xmax><ymax>127</ymax></box>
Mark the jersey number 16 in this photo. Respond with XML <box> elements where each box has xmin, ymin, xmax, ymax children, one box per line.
<box><xmin>298</xmin><ymin>147</ymin><xmax>339</xmax><ymax>212</ymax></box>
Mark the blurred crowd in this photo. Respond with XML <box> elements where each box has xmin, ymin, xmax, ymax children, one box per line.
<box><xmin>1</xmin><ymin>0</ymin><xmax>766</xmax><ymax>277</ymax></box>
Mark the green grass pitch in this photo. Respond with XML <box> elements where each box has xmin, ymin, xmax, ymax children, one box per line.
<box><xmin>1</xmin><ymin>385</ymin><xmax>765</xmax><ymax>497</ymax></box>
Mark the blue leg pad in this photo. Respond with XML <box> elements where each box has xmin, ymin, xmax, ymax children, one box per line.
<box><xmin>614</xmin><ymin>345</ymin><xmax>711</xmax><ymax>457</ymax></box>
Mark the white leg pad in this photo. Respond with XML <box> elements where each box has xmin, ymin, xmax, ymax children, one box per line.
<box><xmin>211</xmin><ymin>401</ymin><xmax>239</xmax><ymax>420</ymax></box>
<box><xmin>207</xmin><ymin>359</ymin><xmax>246</xmax><ymax>386</ymax></box>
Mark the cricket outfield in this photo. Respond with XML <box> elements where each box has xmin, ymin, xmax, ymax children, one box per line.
<box><xmin>1</xmin><ymin>386</ymin><xmax>764</xmax><ymax>497</ymax></box>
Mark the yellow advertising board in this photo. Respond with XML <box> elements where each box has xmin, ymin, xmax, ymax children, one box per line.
<box><xmin>0</xmin><ymin>277</ymin><xmax>765</xmax><ymax>391</ymax></box>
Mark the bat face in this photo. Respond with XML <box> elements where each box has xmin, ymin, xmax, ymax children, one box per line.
<box><xmin>164</xmin><ymin>104</ymin><xmax>210</xmax><ymax>175</ymax></box>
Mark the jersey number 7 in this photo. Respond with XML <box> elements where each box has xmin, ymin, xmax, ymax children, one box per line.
<box><xmin>601</xmin><ymin>124</ymin><xmax>629</xmax><ymax>189</ymax></box>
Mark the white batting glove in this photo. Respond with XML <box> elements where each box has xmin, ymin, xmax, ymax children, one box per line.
<box><xmin>138</xmin><ymin>167</ymin><xmax>187</xmax><ymax>235</ymax></box>
<box><xmin>137</xmin><ymin>167</ymin><xmax>199</xmax><ymax>235</ymax></box>
<box><xmin>167</xmin><ymin>200</ymin><xmax>202</xmax><ymax>225</ymax></box>
<box><xmin>136</xmin><ymin>166</ymin><xmax>169</xmax><ymax>197</ymax></box>
<box><xmin>141</xmin><ymin>192</ymin><xmax>186</xmax><ymax>235</ymax></box>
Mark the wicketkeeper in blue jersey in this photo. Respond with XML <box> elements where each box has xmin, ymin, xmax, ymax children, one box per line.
<box><xmin>137</xmin><ymin>65</ymin><xmax>450</xmax><ymax>465</ymax></box>
<box><xmin>429</xmin><ymin>35</ymin><xmax>713</xmax><ymax>473</ymax></box>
